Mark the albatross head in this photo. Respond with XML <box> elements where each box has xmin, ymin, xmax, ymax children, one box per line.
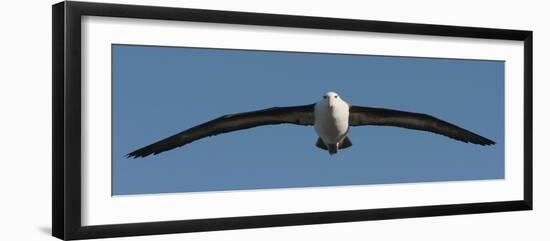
<box><xmin>321</xmin><ymin>91</ymin><xmax>345</xmax><ymax>109</ymax></box>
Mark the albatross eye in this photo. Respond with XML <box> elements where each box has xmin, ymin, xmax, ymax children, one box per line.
<box><xmin>335</xmin><ymin>96</ymin><xmax>338</xmax><ymax>99</ymax></box>
<box><xmin>323</xmin><ymin>96</ymin><xmax>327</xmax><ymax>99</ymax></box>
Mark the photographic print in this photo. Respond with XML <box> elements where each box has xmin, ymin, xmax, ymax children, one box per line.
<box><xmin>53</xmin><ymin>2</ymin><xmax>531</xmax><ymax>239</ymax></box>
<box><xmin>113</xmin><ymin>45</ymin><xmax>503</xmax><ymax>195</ymax></box>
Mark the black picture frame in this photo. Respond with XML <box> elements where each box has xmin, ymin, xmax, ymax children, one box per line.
<box><xmin>52</xmin><ymin>1</ymin><xmax>533</xmax><ymax>240</ymax></box>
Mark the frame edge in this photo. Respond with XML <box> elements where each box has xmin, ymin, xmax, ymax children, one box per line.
<box><xmin>52</xmin><ymin>1</ymin><xmax>66</xmax><ymax>240</ymax></box>
<box><xmin>523</xmin><ymin>31</ymin><xmax>533</xmax><ymax>210</ymax></box>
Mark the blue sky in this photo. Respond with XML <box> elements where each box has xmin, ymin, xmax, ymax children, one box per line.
<box><xmin>112</xmin><ymin>44</ymin><xmax>504</xmax><ymax>195</ymax></box>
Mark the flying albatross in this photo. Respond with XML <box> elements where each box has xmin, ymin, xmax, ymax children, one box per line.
<box><xmin>127</xmin><ymin>92</ymin><xmax>495</xmax><ymax>158</ymax></box>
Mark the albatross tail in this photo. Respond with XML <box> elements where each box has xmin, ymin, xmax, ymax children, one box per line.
<box><xmin>315</xmin><ymin>137</ymin><xmax>352</xmax><ymax>155</ymax></box>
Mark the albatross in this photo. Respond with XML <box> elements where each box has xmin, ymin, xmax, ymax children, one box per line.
<box><xmin>127</xmin><ymin>91</ymin><xmax>495</xmax><ymax>158</ymax></box>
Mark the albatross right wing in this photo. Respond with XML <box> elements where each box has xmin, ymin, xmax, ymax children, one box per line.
<box><xmin>127</xmin><ymin>104</ymin><xmax>315</xmax><ymax>158</ymax></box>
<box><xmin>348</xmin><ymin>105</ymin><xmax>496</xmax><ymax>146</ymax></box>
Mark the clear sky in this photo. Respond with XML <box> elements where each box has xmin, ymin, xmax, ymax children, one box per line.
<box><xmin>112</xmin><ymin>44</ymin><xmax>504</xmax><ymax>195</ymax></box>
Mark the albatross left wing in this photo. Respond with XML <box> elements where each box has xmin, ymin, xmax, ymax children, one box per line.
<box><xmin>127</xmin><ymin>104</ymin><xmax>315</xmax><ymax>158</ymax></box>
<box><xmin>348</xmin><ymin>105</ymin><xmax>495</xmax><ymax>146</ymax></box>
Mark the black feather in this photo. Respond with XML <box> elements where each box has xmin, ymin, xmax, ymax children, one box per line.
<box><xmin>127</xmin><ymin>104</ymin><xmax>315</xmax><ymax>158</ymax></box>
<box><xmin>348</xmin><ymin>105</ymin><xmax>495</xmax><ymax>146</ymax></box>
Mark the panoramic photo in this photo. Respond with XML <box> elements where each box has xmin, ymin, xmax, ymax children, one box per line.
<box><xmin>112</xmin><ymin>44</ymin><xmax>504</xmax><ymax>195</ymax></box>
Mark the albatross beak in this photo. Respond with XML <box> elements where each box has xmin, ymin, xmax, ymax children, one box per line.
<box><xmin>328</xmin><ymin>98</ymin><xmax>333</xmax><ymax>108</ymax></box>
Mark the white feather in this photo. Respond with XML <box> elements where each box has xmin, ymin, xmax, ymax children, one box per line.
<box><xmin>314</xmin><ymin>92</ymin><xmax>350</xmax><ymax>146</ymax></box>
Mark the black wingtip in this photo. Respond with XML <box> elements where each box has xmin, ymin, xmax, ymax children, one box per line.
<box><xmin>126</xmin><ymin>145</ymin><xmax>169</xmax><ymax>159</ymax></box>
<box><xmin>126</xmin><ymin>150</ymin><xmax>151</xmax><ymax>159</ymax></box>
<box><xmin>485</xmin><ymin>140</ymin><xmax>497</xmax><ymax>146</ymax></box>
<box><xmin>473</xmin><ymin>137</ymin><xmax>496</xmax><ymax>146</ymax></box>
<box><xmin>125</xmin><ymin>153</ymin><xmax>139</xmax><ymax>159</ymax></box>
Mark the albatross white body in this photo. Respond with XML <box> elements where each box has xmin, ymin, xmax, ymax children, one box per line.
<box><xmin>314</xmin><ymin>92</ymin><xmax>350</xmax><ymax>153</ymax></box>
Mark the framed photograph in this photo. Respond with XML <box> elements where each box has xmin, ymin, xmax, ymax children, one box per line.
<box><xmin>52</xmin><ymin>1</ymin><xmax>533</xmax><ymax>240</ymax></box>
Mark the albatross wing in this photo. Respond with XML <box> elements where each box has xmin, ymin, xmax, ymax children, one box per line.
<box><xmin>127</xmin><ymin>104</ymin><xmax>315</xmax><ymax>158</ymax></box>
<box><xmin>348</xmin><ymin>106</ymin><xmax>495</xmax><ymax>146</ymax></box>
